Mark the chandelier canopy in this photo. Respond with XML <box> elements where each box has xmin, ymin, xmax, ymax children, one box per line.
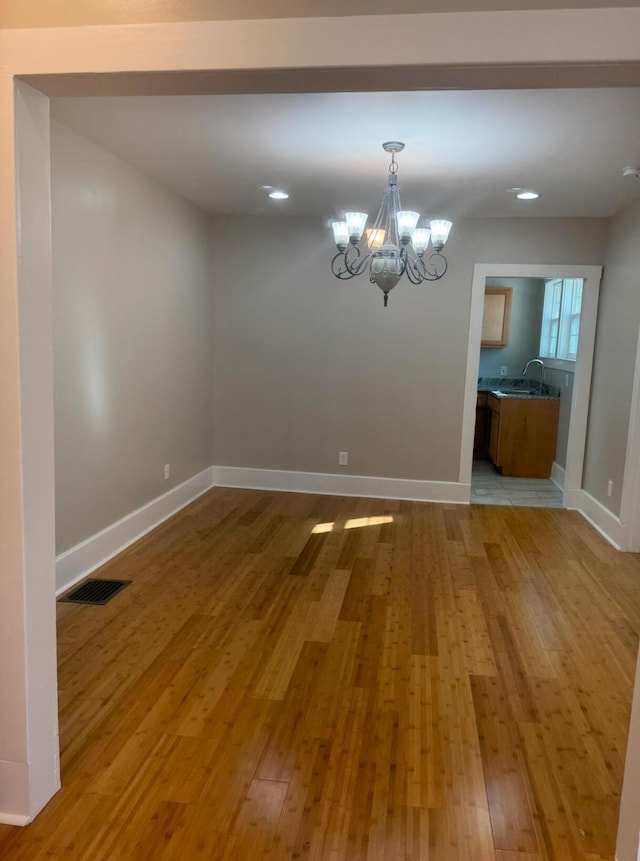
<box><xmin>330</xmin><ymin>142</ymin><xmax>452</xmax><ymax>306</ymax></box>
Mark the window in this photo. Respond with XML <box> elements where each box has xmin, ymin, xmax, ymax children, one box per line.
<box><xmin>539</xmin><ymin>278</ymin><xmax>583</xmax><ymax>362</ymax></box>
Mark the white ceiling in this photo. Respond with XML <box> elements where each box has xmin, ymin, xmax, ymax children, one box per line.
<box><xmin>52</xmin><ymin>88</ymin><xmax>640</xmax><ymax>221</ymax></box>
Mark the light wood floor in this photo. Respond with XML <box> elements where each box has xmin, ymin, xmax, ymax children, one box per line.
<box><xmin>1</xmin><ymin>488</ymin><xmax>639</xmax><ymax>860</ymax></box>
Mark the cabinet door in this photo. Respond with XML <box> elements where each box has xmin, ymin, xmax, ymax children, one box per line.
<box><xmin>482</xmin><ymin>287</ymin><xmax>512</xmax><ymax>347</ymax></box>
<box><xmin>474</xmin><ymin>406</ymin><xmax>485</xmax><ymax>455</ymax></box>
<box><xmin>488</xmin><ymin>410</ymin><xmax>501</xmax><ymax>465</ymax></box>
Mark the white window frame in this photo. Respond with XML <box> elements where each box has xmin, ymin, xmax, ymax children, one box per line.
<box><xmin>539</xmin><ymin>277</ymin><xmax>584</xmax><ymax>369</ymax></box>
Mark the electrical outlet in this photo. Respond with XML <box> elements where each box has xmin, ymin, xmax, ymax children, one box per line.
<box><xmin>339</xmin><ymin>451</ymin><xmax>348</xmax><ymax>466</ymax></box>
<box><xmin>607</xmin><ymin>479</ymin><xmax>613</xmax><ymax>498</ymax></box>
<box><xmin>499</xmin><ymin>366</ymin><xmax>507</xmax><ymax>377</ymax></box>
<box><xmin>164</xmin><ymin>464</ymin><xmax>170</xmax><ymax>480</ymax></box>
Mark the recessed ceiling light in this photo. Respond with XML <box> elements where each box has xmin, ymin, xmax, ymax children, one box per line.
<box><xmin>516</xmin><ymin>190</ymin><xmax>540</xmax><ymax>200</ymax></box>
<box><xmin>259</xmin><ymin>185</ymin><xmax>273</xmax><ymax>190</ymax></box>
<box><xmin>268</xmin><ymin>190</ymin><xmax>289</xmax><ymax>200</ymax></box>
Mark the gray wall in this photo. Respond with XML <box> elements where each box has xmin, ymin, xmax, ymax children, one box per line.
<box><xmin>478</xmin><ymin>277</ymin><xmax>545</xmax><ymax>379</ymax></box>
<box><xmin>584</xmin><ymin>198</ymin><xmax>640</xmax><ymax>515</ymax></box>
<box><xmin>210</xmin><ymin>214</ymin><xmax>606</xmax><ymax>481</ymax></box>
<box><xmin>52</xmin><ymin>122</ymin><xmax>214</xmax><ymax>553</ymax></box>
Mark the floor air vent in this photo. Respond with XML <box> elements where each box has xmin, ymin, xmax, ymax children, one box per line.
<box><xmin>59</xmin><ymin>578</ymin><xmax>131</xmax><ymax>606</ymax></box>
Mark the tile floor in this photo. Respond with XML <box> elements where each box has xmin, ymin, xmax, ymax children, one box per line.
<box><xmin>471</xmin><ymin>459</ymin><xmax>564</xmax><ymax>507</ymax></box>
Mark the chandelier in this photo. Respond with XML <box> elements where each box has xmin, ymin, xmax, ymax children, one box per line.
<box><xmin>330</xmin><ymin>142</ymin><xmax>452</xmax><ymax>306</ymax></box>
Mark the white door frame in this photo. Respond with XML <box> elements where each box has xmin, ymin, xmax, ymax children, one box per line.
<box><xmin>460</xmin><ymin>263</ymin><xmax>603</xmax><ymax>505</ymax></box>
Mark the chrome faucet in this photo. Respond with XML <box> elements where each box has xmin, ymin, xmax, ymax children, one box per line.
<box><xmin>521</xmin><ymin>358</ymin><xmax>545</xmax><ymax>393</ymax></box>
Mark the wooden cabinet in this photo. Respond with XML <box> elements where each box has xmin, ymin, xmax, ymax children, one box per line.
<box><xmin>482</xmin><ymin>287</ymin><xmax>512</xmax><ymax>347</ymax></box>
<box><xmin>487</xmin><ymin>394</ymin><xmax>559</xmax><ymax>478</ymax></box>
<box><xmin>474</xmin><ymin>392</ymin><xmax>489</xmax><ymax>458</ymax></box>
<box><xmin>488</xmin><ymin>399</ymin><xmax>501</xmax><ymax>464</ymax></box>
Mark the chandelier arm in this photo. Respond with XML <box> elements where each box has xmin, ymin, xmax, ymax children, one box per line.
<box><xmin>331</xmin><ymin>252</ymin><xmax>358</xmax><ymax>280</ymax></box>
<box><xmin>403</xmin><ymin>251</ymin><xmax>448</xmax><ymax>283</ymax></box>
<box><xmin>422</xmin><ymin>252</ymin><xmax>448</xmax><ymax>281</ymax></box>
<box><xmin>403</xmin><ymin>256</ymin><xmax>424</xmax><ymax>285</ymax></box>
<box><xmin>343</xmin><ymin>245</ymin><xmax>372</xmax><ymax>276</ymax></box>
<box><xmin>397</xmin><ymin>246</ymin><xmax>410</xmax><ymax>277</ymax></box>
<box><xmin>331</xmin><ymin>245</ymin><xmax>374</xmax><ymax>280</ymax></box>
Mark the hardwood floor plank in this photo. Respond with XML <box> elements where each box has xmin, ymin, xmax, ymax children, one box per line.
<box><xmin>223</xmin><ymin>777</ymin><xmax>289</xmax><ymax>859</ymax></box>
<box><xmin>470</xmin><ymin>674</ymin><xmax>540</xmax><ymax>853</ymax></box>
<box><xmin>494</xmin><ymin>852</ymin><xmax>544</xmax><ymax>860</ymax></box>
<box><xmin>310</xmin><ymin>568</ymin><xmax>352</xmax><ymax>643</ymax></box>
<box><xmin>518</xmin><ymin>721</ymin><xmax>591</xmax><ymax>860</ymax></box>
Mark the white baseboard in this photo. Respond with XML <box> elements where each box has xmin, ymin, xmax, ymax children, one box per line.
<box><xmin>563</xmin><ymin>488</ymin><xmax>583</xmax><ymax>510</ymax></box>
<box><xmin>212</xmin><ymin>465</ymin><xmax>470</xmax><ymax>504</ymax></box>
<box><xmin>551</xmin><ymin>461</ymin><xmax>565</xmax><ymax>490</ymax></box>
<box><xmin>54</xmin><ymin>463</ymin><xmax>632</xmax><ymax>597</ymax></box>
<box><xmin>0</xmin><ymin>759</ymin><xmax>31</xmax><ymax>826</ymax></box>
<box><xmin>0</xmin><ymin>812</ymin><xmax>31</xmax><ymax>826</ymax></box>
<box><xmin>55</xmin><ymin>467</ymin><xmax>214</xmax><ymax>594</ymax></box>
<box><xmin>573</xmin><ymin>489</ymin><xmax>626</xmax><ymax>550</ymax></box>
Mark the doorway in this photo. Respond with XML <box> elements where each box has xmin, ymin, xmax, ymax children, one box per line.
<box><xmin>460</xmin><ymin>264</ymin><xmax>603</xmax><ymax>509</ymax></box>
<box><xmin>472</xmin><ymin>275</ymin><xmax>574</xmax><ymax>507</ymax></box>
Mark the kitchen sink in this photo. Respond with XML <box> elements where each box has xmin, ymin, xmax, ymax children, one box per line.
<box><xmin>491</xmin><ymin>388</ymin><xmax>539</xmax><ymax>397</ymax></box>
